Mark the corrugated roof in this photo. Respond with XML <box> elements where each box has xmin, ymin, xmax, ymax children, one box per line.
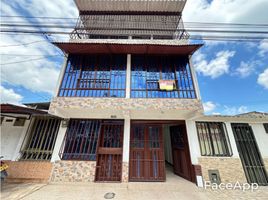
<box><xmin>1</xmin><ymin>104</ymin><xmax>48</xmax><ymax>115</ymax></box>
<box><xmin>75</xmin><ymin>0</ymin><xmax>187</xmax><ymax>13</ymax></box>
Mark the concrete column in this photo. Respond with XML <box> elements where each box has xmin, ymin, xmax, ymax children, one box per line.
<box><xmin>123</xmin><ymin>118</ymin><xmax>131</xmax><ymax>162</ymax></box>
<box><xmin>188</xmin><ymin>56</ymin><xmax>201</xmax><ymax>100</ymax></box>
<box><xmin>51</xmin><ymin>123</ymin><xmax>67</xmax><ymax>162</ymax></box>
<box><xmin>225</xmin><ymin>122</ymin><xmax>240</xmax><ymax>157</ymax></box>
<box><xmin>53</xmin><ymin>54</ymin><xmax>68</xmax><ymax>97</ymax></box>
<box><xmin>126</xmin><ymin>54</ymin><xmax>131</xmax><ymax>98</ymax></box>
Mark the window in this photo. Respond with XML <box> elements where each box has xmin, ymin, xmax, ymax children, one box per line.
<box><xmin>21</xmin><ymin>117</ymin><xmax>61</xmax><ymax>160</ymax></box>
<box><xmin>0</xmin><ymin>116</ymin><xmax>4</xmax><ymax>125</ymax></box>
<box><xmin>131</xmin><ymin>55</ymin><xmax>196</xmax><ymax>98</ymax></box>
<box><xmin>196</xmin><ymin>122</ymin><xmax>232</xmax><ymax>156</ymax></box>
<box><xmin>59</xmin><ymin>119</ymin><xmax>101</xmax><ymax>161</ymax></box>
<box><xmin>264</xmin><ymin>123</ymin><xmax>268</xmax><ymax>133</ymax></box>
<box><xmin>14</xmin><ymin>118</ymin><xmax>26</xmax><ymax>126</ymax></box>
<box><xmin>58</xmin><ymin>54</ymin><xmax>126</xmax><ymax>98</ymax></box>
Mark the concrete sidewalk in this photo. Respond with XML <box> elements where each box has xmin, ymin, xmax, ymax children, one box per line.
<box><xmin>1</xmin><ymin>181</ymin><xmax>268</xmax><ymax>200</ymax></box>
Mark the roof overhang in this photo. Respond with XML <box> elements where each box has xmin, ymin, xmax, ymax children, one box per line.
<box><xmin>75</xmin><ymin>0</ymin><xmax>187</xmax><ymax>14</ymax></box>
<box><xmin>53</xmin><ymin>42</ymin><xmax>202</xmax><ymax>55</ymax></box>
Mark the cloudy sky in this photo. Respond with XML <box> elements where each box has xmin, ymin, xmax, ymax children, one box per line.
<box><xmin>1</xmin><ymin>0</ymin><xmax>268</xmax><ymax>115</ymax></box>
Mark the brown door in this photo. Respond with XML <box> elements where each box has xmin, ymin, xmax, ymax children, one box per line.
<box><xmin>170</xmin><ymin>125</ymin><xmax>194</xmax><ymax>182</ymax></box>
<box><xmin>95</xmin><ymin>122</ymin><xmax>124</xmax><ymax>182</ymax></box>
<box><xmin>129</xmin><ymin>124</ymin><xmax>165</xmax><ymax>181</ymax></box>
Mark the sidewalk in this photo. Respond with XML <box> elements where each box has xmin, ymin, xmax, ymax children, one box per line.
<box><xmin>1</xmin><ymin>182</ymin><xmax>267</xmax><ymax>200</ymax></box>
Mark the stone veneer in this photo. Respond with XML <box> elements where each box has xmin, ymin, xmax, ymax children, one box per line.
<box><xmin>49</xmin><ymin>97</ymin><xmax>203</xmax><ymax>115</ymax></box>
<box><xmin>122</xmin><ymin>162</ymin><xmax>129</xmax><ymax>182</ymax></box>
<box><xmin>50</xmin><ymin>161</ymin><xmax>96</xmax><ymax>182</ymax></box>
<box><xmin>50</xmin><ymin>161</ymin><xmax>129</xmax><ymax>182</ymax></box>
<box><xmin>198</xmin><ymin>157</ymin><xmax>247</xmax><ymax>184</ymax></box>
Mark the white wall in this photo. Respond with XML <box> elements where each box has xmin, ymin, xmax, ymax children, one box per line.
<box><xmin>51</xmin><ymin>122</ymin><xmax>67</xmax><ymax>162</ymax></box>
<box><xmin>250</xmin><ymin>123</ymin><xmax>268</xmax><ymax>158</ymax></box>
<box><xmin>185</xmin><ymin>120</ymin><xmax>201</xmax><ymax>164</ymax></box>
<box><xmin>186</xmin><ymin>118</ymin><xmax>268</xmax><ymax>164</ymax></box>
<box><xmin>0</xmin><ymin>116</ymin><xmax>30</xmax><ymax>160</ymax></box>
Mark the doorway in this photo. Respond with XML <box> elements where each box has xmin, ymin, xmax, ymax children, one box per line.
<box><xmin>95</xmin><ymin>121</ymin><xmax>124</xmax><ymax>182</ymax></box>
<box><xmin>129</xmin><ymin>121</ymin><xmax>194</xmax><ymax>182</ymax></box>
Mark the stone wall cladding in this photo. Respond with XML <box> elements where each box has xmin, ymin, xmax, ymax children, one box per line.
<box><xmin>198</xmin><ymin>157</ymin><xmax>247</xmax><ymax>184</ymax></box>
<box><xmin>50</xmin><ymin>161</ymin><xmax>96</xmax><ymax>182</ymax></box>
<box><xmin>49</xmin><ymin>97</ymin><xmax>203</xmax><ymax>115</ymax></box>
<box><xmin>122</xmin><ymin>162</ymin><xmax>129</xmax><ymax>182</ymax></box>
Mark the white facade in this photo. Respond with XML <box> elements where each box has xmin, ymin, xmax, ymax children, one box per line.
<box><xmin>0</xmin><ymin>115</ymin><xmax>30</xmax><ymax>160</ymax></box>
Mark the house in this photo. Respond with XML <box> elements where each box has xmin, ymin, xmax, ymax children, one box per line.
<box><xmin>1</xmin><ymin>0</ymin><xmax>267</xmax><ymax>186</ymax></box>
<box><xmin>0</xmin><ymin>103</ymin><xmax>61</xmax><ymax>182</ymax></box>
<box><xmin>47</xmin><ymin>0</ymin><xmax>268</xmax><ymax>185</ymax></box>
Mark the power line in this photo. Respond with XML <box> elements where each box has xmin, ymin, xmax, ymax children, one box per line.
<box><xmin>1</xmin><ymin>55</ymin><xmax>60</xmax><ymax>65</ymax></box>
<box><xmin>0</xmin><ymin>40</ymin><xmax>47</xmax><ymax>47</ymax></box>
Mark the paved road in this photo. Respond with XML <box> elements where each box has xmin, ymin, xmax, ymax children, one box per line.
<box><xmin>1</xmin><ymin>182</ymin><xmax>268</xmax><ymax>200</ymax></box>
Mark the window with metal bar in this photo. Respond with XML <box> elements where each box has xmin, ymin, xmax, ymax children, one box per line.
<box><xmin>21</xmin><ymin>117</ymin><xmax>61</xmax><ymax>161</ymax></box>
<box><xmin>131</xmin><ymin>55</ymin><xmax>196</xmax><ymax>98</ymax></box>
<box><xmin>58</xmin><ymin>54</ymin><xmax>126</xmax><ymax>98</ymax></box>
<box><xmin>59</xmin><ymin>119</ymin><xmax>101</xmax><ymax>161</ymax></box>
<box><xmin>196</xmin><ymin>122</ymin><xmax>232</xmax><ymax>156</ymax></box>
<box><xmin>264</xmin><ymin>123</ymin><xmax>268</xmax><ymax>133</ymax></box>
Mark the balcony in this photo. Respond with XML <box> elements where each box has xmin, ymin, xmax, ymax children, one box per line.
<box><xmin>70</xmin><ymin>13</ymin><xmax>189</xmax><ymax>40</ymax></box>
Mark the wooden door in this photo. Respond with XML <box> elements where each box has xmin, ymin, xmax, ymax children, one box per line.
<box><xmin>95</xmin><ymin>122</ymin><xmax>124</xmax><ymax>182</ymax></box>
<box><xmin>129</xmin><ymin>124</ymin><xmax>165</xmax><ymax>181</ymax></box>
<box><xmin>170</xmin><ymin>125</ymin><xmax>193</xmax><ymax>182</ymax></box>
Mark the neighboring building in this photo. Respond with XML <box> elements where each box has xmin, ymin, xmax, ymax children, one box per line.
<box><xmin>0</xmin><ymin>103</ymin><xmax>61</xmax><ymax>182</ymax></box>
<box><xmin>1</xmin><ymin>0</ymin><xmax>267</xmax><ymax>186</ymax></box>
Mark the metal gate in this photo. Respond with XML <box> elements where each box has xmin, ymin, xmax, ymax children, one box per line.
<box><xmin>231</xmin><ymin>123</ymin><xmax>268</xmax><ymax>185</ymax></box>
<box><xmin>95</xmin><ymin>121</ymin><xmax>124</xmax><ymax>182</ymax></box>
<box><xmin>129</xmin><ymin>124</ymin><xmax>165</xmax><ymax>181</ymax></box>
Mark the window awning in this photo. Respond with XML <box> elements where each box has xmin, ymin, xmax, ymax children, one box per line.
<box><xmin>53</xmin><ymin>42</ymin><xmax>203</xmax><ymax>55</ymax></box>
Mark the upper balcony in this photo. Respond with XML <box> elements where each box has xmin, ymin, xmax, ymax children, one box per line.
<box><xmin>70</xmin><ymin>0</ymin><xmax>189</xmax><ymax>40</ymax></box>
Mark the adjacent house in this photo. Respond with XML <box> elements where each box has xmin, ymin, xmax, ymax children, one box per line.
<box><xmin>1</xmin><ymin>0</ymin><xmax>267</xmax><ymax>186</ymax></box>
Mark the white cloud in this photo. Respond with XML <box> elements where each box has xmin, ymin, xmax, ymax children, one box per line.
<box><xmin>258</xmin><ymin>39</ymin><xmax>268</xmax><ymax>57</ymax></box>
<box><xmin>222</xmin><ymin>105</ymin><xmax>249</xmax><ymax>115</ymax></box>
<box><xmin>194</xmin><ymin>50</ymin><xmax>235</xmax><ymax>78</ymax></box>
<box><xmin>257</xmin><ymin>68</ymin><xmax>268</xmax><ymax>89</ymax></box>
<box><xmin>235</xmin><ymin>60</ymin><xmax>259</xmax><ymax>78</ymax></box>
<box><xmin>183</xmin><ymin>0</ymin><xmax>268</xmax><ymax>46</ymax></box>
<box><xmin>0</xmin><ymin>1</ymin><xmax>78</xmax><ymax>94</ymax></box>
<box><xmin>184</xmin><ymin>0</ymin><xmax>268</xmax><ymax>24</ymax></box>
<box><xmin>203</xmin><ymin>101</ymin><xmax>217</xmax><ymax>113</ymax></box>
<box><xmin>0</xmin><ymin>86</ymin><xmax>23</xmax><ymax>105</ymax></box>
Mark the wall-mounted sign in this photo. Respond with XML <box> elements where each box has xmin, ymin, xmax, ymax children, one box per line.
<box><xmin>159</xmin><ymin>80</ymin><xmax>176</xmax><ymax>91</ymax></box>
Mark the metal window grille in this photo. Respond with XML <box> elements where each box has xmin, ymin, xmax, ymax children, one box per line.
<box><xmin>59</xmin><ymin>119</ymin><xmax>101</xmax><ymax>161</ymax></box>
<box><xmin>196</xmin><ymin>122</ymin><xmax>232</xmax><ymax>156</ymax></box>
<box><xmin>131</xmin><ymin>55</ymin><xmax>196</xmax><ymax>98</ymax></box>
<box><xmin>58</xmin><ymin>54</ymin><xmax>126</xmax><ymax>98</ymax></box>
<box><xmin>231</xmin><ymin>123</ymin><xmax>268</xmax><ymax>185</ymax></box>
<box><xmin>264</xmin><ymin>123</ymin><xmax>268</xmax><ymax>133</ymax></box>
<box><xmin>21</xmin><ymin>117</ymin><xmax>61</xmax><ymax>161</ymax></box>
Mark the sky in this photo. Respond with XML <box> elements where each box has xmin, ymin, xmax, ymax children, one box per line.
<box><xmin>0</xmin><ymin>0</ymin><xmax>268</xmax><ymax>115</ymax></box>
